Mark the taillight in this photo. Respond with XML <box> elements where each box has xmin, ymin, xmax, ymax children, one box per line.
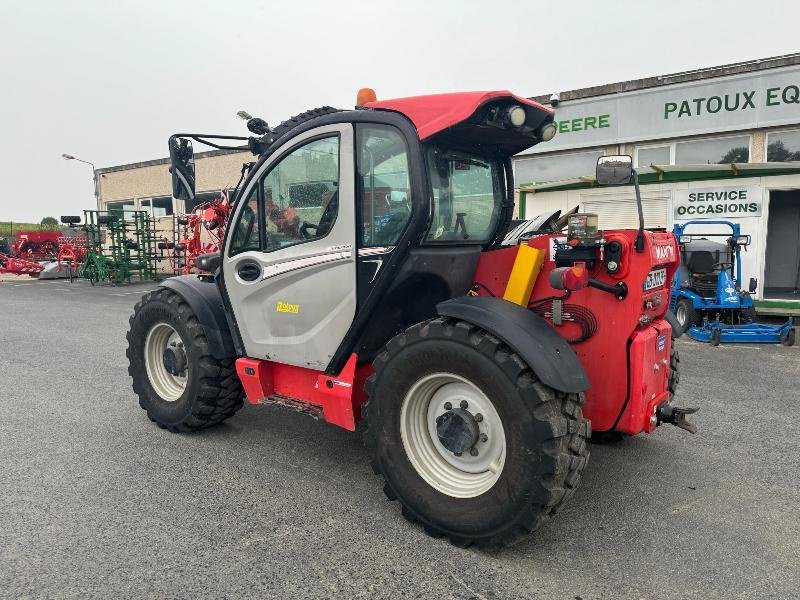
<box><xmin>549</xmin><ymin>263</ymin><xmax>589</xmax><ymax>291</ymax></box>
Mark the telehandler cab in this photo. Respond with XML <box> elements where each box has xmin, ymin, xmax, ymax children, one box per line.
<box><xmin>127</xmin><ymin>90</ymin><xmax>693</xmax><ymax>547</ymax></box>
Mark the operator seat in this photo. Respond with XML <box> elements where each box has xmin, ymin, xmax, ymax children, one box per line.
<box><xmin>687</xmin><ymin>250</ymin><xmax>719</xmax><ymax>296</ymax></box>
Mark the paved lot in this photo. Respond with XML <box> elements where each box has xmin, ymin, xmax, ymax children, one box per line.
<box><xmin>1</xmin><ymin>278</ymin><xmax>798</xmax><ymax>599</ymax></box>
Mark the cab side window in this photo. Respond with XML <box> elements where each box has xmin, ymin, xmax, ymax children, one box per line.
<box><xmin>357</xmin><ymin>126</ymin><xmax>412</xmax><ymax>247</ymax></box>
<box><xmin>261</xmin><ymin>136</ymin><xmax>340</xmax><ymax>252</ymax></box>
<box><xmin>229</xmin><ymin>189</ymin><xmax>261</xmax><ymax>255</ymax></box>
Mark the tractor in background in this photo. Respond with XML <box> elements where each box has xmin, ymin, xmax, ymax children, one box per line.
<box><xmin>127</xmin><ymin>90</ymin><xmax>692</xmax><ymax>548</ymax></box>
<box><xmin>671</xmin><ymin>220</ymin><xmax>794</xmax><ymax>346</ymax></box>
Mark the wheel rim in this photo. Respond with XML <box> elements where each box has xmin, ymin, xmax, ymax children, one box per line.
<box><xmin>400</xmin><ymin>373</ymin><xmax>506</xmax><ymax>498</ymax></box>
<box><xmin>144</xmin><ymin>322</ymin><xmax>188</xmax><ymax>401</ymax></box>
<box><xmin>676</xmin><ymin>303</ymin><xmax>687</xmax><ymax>326</ymax></box>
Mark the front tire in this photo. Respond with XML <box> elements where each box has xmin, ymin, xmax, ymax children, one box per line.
<box><xmin>126</xmin><ymin>288</ymin><xmax>243</xmax><ymax>432</ymax></box>
<box><xmin>675</xmin><ymin>298</ymin><xmax>700</xmax><ymax>334</ymax></box>
<box><xmin>363</xmin><ymin>318</ymin><xmax>590</xmax><ymax>548</ymax></box>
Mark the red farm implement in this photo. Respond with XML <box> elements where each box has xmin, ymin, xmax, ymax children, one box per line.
<box><xmin>0</xmin><ymin>252</ymin><xmax>44</xmax><ymax>277</ymax></box>
<box><xmin>162</xmin><ymin>193</ymin><xmax>233</xmax><ymax>275</ymax></box>
<box><xmin>11</xmin><ymin>231</ymin><xmax>62</xmax><ymax>261</ymax></box>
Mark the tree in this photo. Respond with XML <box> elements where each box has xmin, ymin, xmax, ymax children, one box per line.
<box><xmin>40</xmin><ymin>216</ymin><xmax>59</xmax><ymax>230</ymax></box>
<box><xmin>766</xmin><ymin>140</ymin><xmax>800</xmax><ymax>163</ymax></box>
<box><xmin>718</xmin><ymin>147</ymin><xmax>749</xmax><ymax>164</ymax></box>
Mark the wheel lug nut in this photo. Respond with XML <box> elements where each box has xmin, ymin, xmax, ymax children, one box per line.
<box><xmin>460</xmin><ymin>400</ymin><xmax>468</xmax><ymax>409</ymax></box>
<box><xmin>469</xmin><ymin>448</ymin><xmax>479</xmax><ymax>456</ymax></box>
<box><xmin>474</xmin><ymin>413</ymin><xmax>483</xmax><ymax>422</ymax></box>
<box><xmin>479</xmin><ymin>433</ymin><xmax>488</xmax><ymax>443</ymax></box>
<box><xmin>443</xmin><ymin>402</ymin><xmax>452</xmax><ymax>411</ymax></box>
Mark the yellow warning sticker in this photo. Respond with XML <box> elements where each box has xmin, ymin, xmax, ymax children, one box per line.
<box><xmin>276</xmin><ymin>301</ymin><xmax>300</xmax><ymax>314</ymax></box>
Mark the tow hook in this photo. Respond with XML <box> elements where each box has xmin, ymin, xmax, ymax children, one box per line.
<box><xmin>657</xmin><ymin>404</ymin><xmax>699</xmax><ymax>434</ymax></box>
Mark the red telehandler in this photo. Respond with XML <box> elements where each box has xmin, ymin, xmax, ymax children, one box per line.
<box><xmin>127</xmin><ymin>90</ymin><xmax>694</xmax><ymax>547</ymax></box>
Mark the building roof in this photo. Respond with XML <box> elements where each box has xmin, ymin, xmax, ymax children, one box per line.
<box><xmin>529</xmin><ymin>53</ymin><xmax>800</xmax><ymax>106</ymax></box>
<box><xmin>521</xmin><ymin>161</ymin><xmax>800</xmax><ymax>193</ymax></box>
<box><xmin>96</xmin><ymin>148</ymin><xmax>247</xmax><ymax>175</ymax></box>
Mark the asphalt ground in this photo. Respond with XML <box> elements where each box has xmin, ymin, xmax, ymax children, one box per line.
<box><xmin>1</xmin><ymin>278</ymin><xmax>798</xmax><ymax>599</ymax></box>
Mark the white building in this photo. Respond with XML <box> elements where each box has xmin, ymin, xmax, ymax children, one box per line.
<box><xmin>515</xmin><ymin>54</ymin><xmax>800</xmax><ymax>315</ymax></box>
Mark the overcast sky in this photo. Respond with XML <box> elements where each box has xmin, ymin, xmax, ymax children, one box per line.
<box><xmin>1</xmin><ymin>0</ymin><xmax>799</xmax><ymax>222</ymax></box>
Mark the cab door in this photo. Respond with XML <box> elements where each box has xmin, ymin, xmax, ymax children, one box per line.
<box><xmin>223</xmin><ymin>124</ymin><xmax>356</xmax><ymax>370</ymax></box>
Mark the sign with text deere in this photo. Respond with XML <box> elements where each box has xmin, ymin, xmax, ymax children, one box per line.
<box><xmin>527</xmin><ymin>65</ymin><xmax>800</xmax><ymax>153</ymax></box>
<box><xmin>674</xmin><ymin>185</ymin><xmax>762</xmax><ymax>219</ymax></box>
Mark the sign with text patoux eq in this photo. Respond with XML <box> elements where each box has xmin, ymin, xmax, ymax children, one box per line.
<box><xmin>526</xmin><ymin>64</ymin><xmax>800</xmax><ymax>154</ymax></box>
<box><xmin>673</xmin><ymin>185</ymin><xmax>762</xmax><ymax>219</ymax></box>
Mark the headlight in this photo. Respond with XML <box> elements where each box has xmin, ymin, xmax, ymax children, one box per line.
<box><xmin>507</xmin><ymin>105</ymin><xmax>527</xmax><ymax>127</ymax></box>
<box><xmin>735</xmin><ymin>235</ymin><xmax>750</xmax><ymax>246</ymax></box>
<box><xmin>539</xmin><ymin>123</ymin><xmax>557</xmax><ymax>141</ymax></box>
<box><xmin>679</xmin><ymin>235</ymin><xmax>691</xmax><ymax>244</ymax></box>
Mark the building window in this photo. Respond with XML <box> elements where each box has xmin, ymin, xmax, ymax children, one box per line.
<box><xmin>141</xmin><ymin>196</ymin><xmax>174</xmax><ymax>217</ymax></box>
<box><xmin>635</xmin><ymin>145</ymin><xmax>670</xmax><ymax>167</ymax></box>
<box><xmin>186</xmin><ymin>192</ymin><xmax>223</xmax><ymax>214</ymax></box>
<box><xmin>675</xmin><ymin>135</ymin><xmax>750</xmax><ymax>165</ymax></box>
<box><xmin>766</xmin><ymin>129</ymin><xmax>800</xmax><ymax>162</ymax></box>
<box><xmin>514</xmin><ymin>150</ymin><xmax>605</xmax><ymax>184</ymax></box>
<box><xmin>106</xmin><ymin>200</ymin><xmax>136</xmax><ymax>218</ymax></box>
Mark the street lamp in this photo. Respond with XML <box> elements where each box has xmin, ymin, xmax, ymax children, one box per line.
<box><xmin>63</xmin><ymin>153</ymin><xmax>99</xmax><ymax>208</ymax></box>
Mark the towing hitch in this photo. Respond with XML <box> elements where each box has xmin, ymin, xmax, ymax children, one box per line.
<box><xmin>657</xmin><ymin>404</ymin><xmax>699</xmax><ymax>434</ymax></box>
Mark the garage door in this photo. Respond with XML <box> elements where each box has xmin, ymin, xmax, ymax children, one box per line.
<box><xmin>582</xmin><ymin>195</ymin><xmax>669</xmax><ymax>229</ymax></box>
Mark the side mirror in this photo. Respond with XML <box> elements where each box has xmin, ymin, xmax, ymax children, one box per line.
<box><xmin>596</xmin><ymin>155</ymin><xmax>633</xmax><ymax>186</ymax></box>
<box><xmin>168</xmin><ymin>136</ymin><xmax>196</xmax><ymax>201</ymax></box>
<box><xmin>749</xmin><ymin>278</ymin><xmax>758</xmax><ymax>293</ymax></box>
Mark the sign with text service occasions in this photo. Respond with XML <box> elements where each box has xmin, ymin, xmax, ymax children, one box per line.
<box><xmin>673</xmin><ymin>185</ymin><xmax>762</xmax><ymax>219</ymax></box>
<box><xmin>525</xmin><ymin>64</ymin><xmax>800</xmax><ymax>154</ymax></box>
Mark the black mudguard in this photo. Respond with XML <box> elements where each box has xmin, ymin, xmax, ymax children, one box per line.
<box><xmin>436</xmin><ymin>296</ymin><xmax>590</xmax><ymax>393</ymax></box>
<box><xmin>160</xmin><ymin>276</ymin><xmax>238</xmax><ymax>359</ymax></box>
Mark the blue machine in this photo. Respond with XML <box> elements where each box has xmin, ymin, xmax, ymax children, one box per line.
<box><xmin>670</xmin><ymin>220</ymin><xmax>795</xmax><ymax>346</ymax></box>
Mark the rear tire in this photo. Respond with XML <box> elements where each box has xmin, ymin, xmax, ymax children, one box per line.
<box><xmin>668</xmin><ymin>341</ymin><xmax>680</xmax><ymax>397</ymax></box>
<box><xmin>270</xmin><ymin>106</ymin><xmax>341</xmax><ymax>144</ymax></box>
<box><xmin>675</xmin><ymin>298</ymin><xmax>700</xmax><ymax>334</ymax></box>
<box><xmin>363</xmin><ymin>317</ymin><xmax>590</xmax><ymax>548</ymax></box>
<box><xmin>126</xmin><ymin>288</ymin><xmax>243</xmax><ymax>432</ymax></box>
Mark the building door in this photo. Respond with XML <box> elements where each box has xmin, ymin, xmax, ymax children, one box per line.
<box><xmin>764</xmin><ymin>190</ymin><xmax>800</xmax><ymax>299</ymax></box>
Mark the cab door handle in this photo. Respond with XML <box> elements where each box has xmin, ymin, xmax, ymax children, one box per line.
<box><xmin>237</xmin><ymin>263</ymin><xmax>261</xmax><ymax>282</ymax></box>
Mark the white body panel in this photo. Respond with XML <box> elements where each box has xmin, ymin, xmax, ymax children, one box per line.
<box><xmin>223</xmin><ymin>124</ymin><xmax>356</xmax><ymax>369</ymax></box>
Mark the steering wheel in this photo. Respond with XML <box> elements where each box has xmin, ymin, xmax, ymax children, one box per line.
<box><xmin>300</xmin><ymin>221</ymin><xmax>319</xmax><ymax>239</ymax></box>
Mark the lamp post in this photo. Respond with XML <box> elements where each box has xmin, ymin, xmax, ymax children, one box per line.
<box><xmin>62</xmin><ymin>153</ymin><xmax>99</xmax><ymax>209</ymax></box>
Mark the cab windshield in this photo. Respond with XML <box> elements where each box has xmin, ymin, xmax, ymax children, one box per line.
<box><xmin>425</xmin><ymin>147</ymin><xmax>505</xmax><ymax>243</ymax></box>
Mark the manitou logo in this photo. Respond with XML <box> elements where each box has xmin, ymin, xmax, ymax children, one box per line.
<box><xmin>654</xmin><ymin>245</ymin><xmax>675</xmax><ymax>261</ymax></box>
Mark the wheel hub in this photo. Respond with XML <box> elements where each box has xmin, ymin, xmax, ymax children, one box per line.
<box><xmin>400</xmin><ymin>373</ymin><xmax>506</xmax><ymax>498</ymax></box>
<box><xmin>676</xmin><ymin>303</ymin><xmax>687</xmax><ymax>325</ymax></box>
<box><xmin>435</xmin><ymin>408</ymin><xmax>479</xmax><ymax>455</ymax></box>
<box><xmin>144</xmin><ymin>322</ymin><xmax>188</xmax><ymax>402</ymax></box>
<box><xmin>162</xmin><ymin>343</ymin><xmax>187</xmax><ymax>376</ymax></box>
